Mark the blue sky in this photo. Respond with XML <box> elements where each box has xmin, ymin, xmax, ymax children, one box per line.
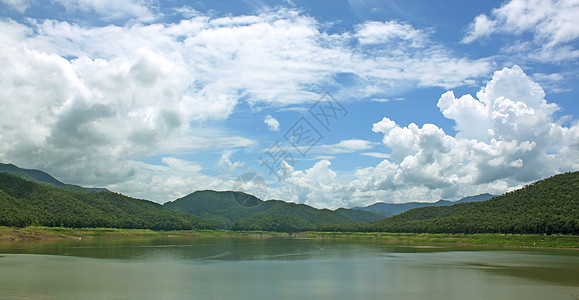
<box><xmin>0</xmin><ymin>0</ymin><xmax>577</xmax><ymax>208</ymax></box>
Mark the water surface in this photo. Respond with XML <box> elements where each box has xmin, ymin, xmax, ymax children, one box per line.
<box><xmin>0</xmin><ymin>237</ymin><xmax>577</xmax><ymax>299</ymax></box>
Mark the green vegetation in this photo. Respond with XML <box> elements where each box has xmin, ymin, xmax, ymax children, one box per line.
<box><xmin>0</xmin><ymin>173</ymin><xmax>215</xmax><ymax>230</ymax></box>
<box><xmin>304</xmin><ymin>232</ymin><xmax>579</xmax><ymax>248</ymax></box>
<box><xmin>1</xmin><ymin>163</ymin><xmax>577</xmax><ymax>239</ymax></box>
<box><xmin>0</xmin><ymin>163</ymin><xmax>108</xmax><ymax>193</ymax></box>
<box><xmin>164</xmin><ymin>190</ymin><xmax>384</xmax><ymax>230</ymax></box>
<box><xmin>1</xmin><ymin>226</ymin><xmax>577</xmax><ymax>248</ymax></box>
<box><xmin>320</xmin><ymin>172</ymin><xmax>578</xmax><ymax>235</ymax></box>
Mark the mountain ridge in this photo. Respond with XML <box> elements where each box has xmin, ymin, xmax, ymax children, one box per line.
<box><xmin>0</xmin><ymin>163</ymin><xmax>386</xmax><ymax>231</ymax></box>
<box><xmin>0</xmin><ymin>163</ymin><xmax>109</xmax><ymax>193</ymax></box>
<box><xmin>353</xmin><ymin>193</ymin><xmax>494</xmax><ymax>216</ymax></box>
<box><xmin>2</xmin><ymin>163</ymin><xmax>575</xmax><ymax>235</ymax></box>
<box><xmin>0</xmin><ymin>172</ymin><xmax>215</xmax><ymax>230</ymax></box>
<box><xmin>164</xmin><ymin>190</ymin><xmax>386</xmax><ymax>230</ymax></box>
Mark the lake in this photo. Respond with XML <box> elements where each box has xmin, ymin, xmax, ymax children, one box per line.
<box><xmin>0</xmin><ymin>237</ymin><xmax>577</xmax><ymax>299</ymax></box>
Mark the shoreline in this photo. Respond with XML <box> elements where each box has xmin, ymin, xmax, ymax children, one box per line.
<box><xmin>0</xmin><ymin>226</ymin><xmax>577</xmax><ymax>249</ymax></box>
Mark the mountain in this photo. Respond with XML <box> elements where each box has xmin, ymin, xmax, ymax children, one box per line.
<box><xmin>354</xmin><ymin>193</ymin><xmax>494</xmax><ymax>216</ymax></box>
<box><xmin>333</xmin><ymin>208</ymin><xmax>388</xmax><ymax>223</ymax></box>
<box><xmin>164</xmin><ymin>190</ymin><xmax>385</xmax><ymax>230</ymax></box>
<box><xmin>322</xmin><ymin>172</ymin><xmax>578</xmax><ymax>235</ymax></box>
<box><xmin>0</xmin><ymin>173</ymin><xmax>215</xmax><ymax>230</ymax></box>
<box><xmin>0</xmin><ymin>164</ymin><xmax>383</xmax><ymax>232</ymax></box>
<box><xmin>0</xmin><ymin>163</ymin><xmax>109</xmax><ymax>193</ymax></box>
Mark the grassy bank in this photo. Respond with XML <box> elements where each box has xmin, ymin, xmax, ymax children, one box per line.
<box><xmin>0</xmin><ymin>226</ymin><xmax>577</xmax><ymax>249</ymax></box>
<box><xmin>302</xmin><ymin>232</ymin><xmax>579</xmax><ymax>248</ymax></box>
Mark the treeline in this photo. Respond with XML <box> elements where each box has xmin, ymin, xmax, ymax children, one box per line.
<box><xmin>319</xmin><ymin>172</ymin><xmax>578</xmax><ymax>235</ymax></box>
<box><xmin>0</xmin><ymin>173</ymin><xmax>216</xmax><ymax>230</ymax></box>
<box><xmin>232</xmin><ymin>214</ymin><xmax>312</xmax><ymax>232</ymax></box>
<box><xmin>229</xmin><ymin>202</ymin><xmax>362</xmax><ymax>232</ymax></box>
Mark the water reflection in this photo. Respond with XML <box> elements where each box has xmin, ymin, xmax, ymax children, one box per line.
<box><xmin>0</xmin><ymin>237</ymin><xmax>577</xmax><ymax>300</ymax></box>
<box><xmin>0</xmin><ymin>237</ymin><xmax>465</xmax><ymax>261</ymax></box>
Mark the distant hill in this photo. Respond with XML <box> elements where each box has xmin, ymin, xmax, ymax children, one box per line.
<box><xmin>321</xmin><ymin>172</ymin><xmax>578</xmax><ymax>235</ymax></box>
<box><xmin>0</xmin><ymin>173</ymin><xmax>215</xmax><ymax>230</ymax></box>
<box><xmin>164</xmin><ymin>190</ymin><xmax>385</xmax><ymax>231</ymax></box>
<box><xmin>333</xmin><ymin>208</ymin><xmax>388</xmax><ymax>223</ymax></box>
<box><xmin>353</xmin><ymin>193</ymin><xmax>494</xmax><ymax>216</ymax></box>
<box><xmin>0</xmin><ymin>163</ymin><xmax>109</xmax><ymax>193</ymax></box>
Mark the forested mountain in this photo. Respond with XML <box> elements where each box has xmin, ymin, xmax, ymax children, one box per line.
<box><xmin>321</xmin><ymin>172</ymin><xmax>578</xmax><ymax>234</ymax></box>
<box><xmin>354</xmin><ymin>193</ymin><xmax>494</xmax><ymax>216</ymax></box>
<box><xmin>0</xmin><ymin>163</ymin><xmax>108</xmax><ymax>193</ymax></box>
<box><xmin>164</xmin><ymin>190</ymin><xmax>385</xmax><ymax>230</ymax></box>
<box><xmin>0</xmin><ymin>164</ymin><xmax>383</xmax><ymax>232</ymax></box>
<box><xmin>333</xmin><ymin>208</ymin><xmax>389</xmax><ymax>223</ymax></box>
<box><xmin>0</xmin><ymin>173</ymin><xmax>215</xmax><ymax>230</ymax></box>
<box><xmin>1</xmin><ymin>162</ymin><xmax>575</xmax><ymax>235</ymax></box>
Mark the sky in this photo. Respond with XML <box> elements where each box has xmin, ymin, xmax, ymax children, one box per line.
<box><xmin>0</xmin><ymin>0</ymin><xmax>577</xmax><ymax>209</ymax></box>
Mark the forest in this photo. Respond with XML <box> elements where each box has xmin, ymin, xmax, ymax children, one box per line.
<box><xmin>164</xmin><ymin>190</ymin><xmax>383</xmax><ymax>230</ymax></box>
<box><xmin>0</xmin><ymin>163</ymin><xmax>577</xmax><ymax>235</ymax></box>
<box><xmin>0</xmin><ymin>173</ymin><xmax>215</xmax><ymax>230</ymax></box>
<box><xmin>318</xmin><ymin>172</ymin><xmax>578</xmax><ymax>235</ymax></box>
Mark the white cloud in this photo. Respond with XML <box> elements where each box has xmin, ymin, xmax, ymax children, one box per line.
<box><xmin>463</xmin><ymin>0</ymin><xmax>579</xmax><ymax>61</ymax></box>
<box><xmin>264</xmin><ymin>115</ymin><xmax>280</xmax><ymax>131</ymax></box>
<box><xmin>355</xmin><ymin>21</ymin><xmax>426</xmax><ymax>46</ymax></box>
<box><xmin>531</xmin><ymin>72</ymin><xmax>571</xmax><ymax>93</ymax></box>
<box><xmin>273</xmin><ymin>160</ymin><xmax>348</xmax><ymax>208</ymax></box>
<box><xmin>51</xmin><ymin>0</ymin><xmax>157</xmax><ymax>22</ymax></box>
<box><xmin>0</xmin><ymin>8</ymin><xmax>493</xmax><ymax>202</ymax></box>
<box><xmin>364</xmin><ymin>65</ymin><xmax>577</xmax><ymax>201</ymax></box>
<box><xmin>307</xmin><ymin>139</ymin><xmax>375</xmax><ymax>155</ymax></box>
<box><xmin>272</xmin><ymin>66</ymin><xmax>578</xmax><ymax>208</ymax></box>
<box><xmin>285</xmin><ymin>139</ymin><xmax>375</xmax><ymax>158</ymax></box>
<box><xmin>462</xmin><ymin>14</ymin><xmax>498</xmax><ymax>43</ymax></box>
<box><xmin>361</xmin><ymin>152</ymin><xmax>389</xmax><ymax>159</ymax></box>
<box><xmin>1</xmin><ymin>0</ymin><xmax>30</xmax><ymax>13</ymax></box>
<box><xmin>332</xmin><ymin>139</ymin><xmax>374</xmax><ymax>151</ymax></box>
<box><xmin>107</xmin><ymin>158</ymin><xmax>228</xmax><ymax>202</ymax></box>
<box><xmin>218</xmin><ymin>150</ymin><xmax>245</xmax><ymax>172</ymax></box>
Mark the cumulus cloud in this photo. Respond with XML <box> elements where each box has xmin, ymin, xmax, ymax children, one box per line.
<box><xmin>273</xmin><ymin>66</ymin><xmax>578</xmax><ymax>208</ymax></box>
<box><xmin>218</xmin><ymin>150</ymin><xmax>245</xmax><ymax>172</ymax></box>
<box><xmin>366</xmin><ymin>66</ymin><xmax>577</xmax><ymax>199</ymax></box>
<box><xmin>462</xmin><ymin>0</ymin><xmax>579</xmax><ymax>61</ymax></box>
<box><xmin>462</xmin><ymin>14</ymin><xmax>498</xmax><ymax>43</ymax></box>
<box><xmin>0</xmin><ymin>7</ymin><xmax>495</xmax><ymax>203</ymax></box>
<box><xmin>264</xmin><ymin>115</ymin><xmax>280</xmax><ymax>131</ymax></box>
<box><xmin>106</xmin><ymin>158</ymin><xmax>228</xmax><ymax>202</ymax></box>
<box><xmin>273</xmin><ymin>160</ymin><xmax>348</xmax><ymax>208</ymax></box>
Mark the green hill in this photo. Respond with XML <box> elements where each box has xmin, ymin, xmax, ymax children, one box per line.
<box><xmin>3</xmin><ymin>162</ymin><xmax>574</xmax><ymax>235</ymax></box>
<box><xmin>0</xmin><ymin>173</ymin><xmax>215</xmax><ymax>230</ymax></box>
<box><xmin>321</xmin><ymin>172</ymin><xmax>578</xmax><ymax>234</ymax></box>
<box><xmin>164</xmin><ymin>190</ymin><xmax>385</xmax><ymax>230</ymax></box>
<box><xmin>0</xmin><ymin>163</ymin><xmax>108</xmax><ymax>193</ymax></box>
<box><xmin>334</xmin><ymin>208</ymin><xmax>389</xmax><ymax>222</ymax></box>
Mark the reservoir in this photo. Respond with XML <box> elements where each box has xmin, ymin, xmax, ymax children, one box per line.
<box><xmin>0</xmin><ymin>237</ymin><xmax>577</xmax><ymax>299</ymax></box>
